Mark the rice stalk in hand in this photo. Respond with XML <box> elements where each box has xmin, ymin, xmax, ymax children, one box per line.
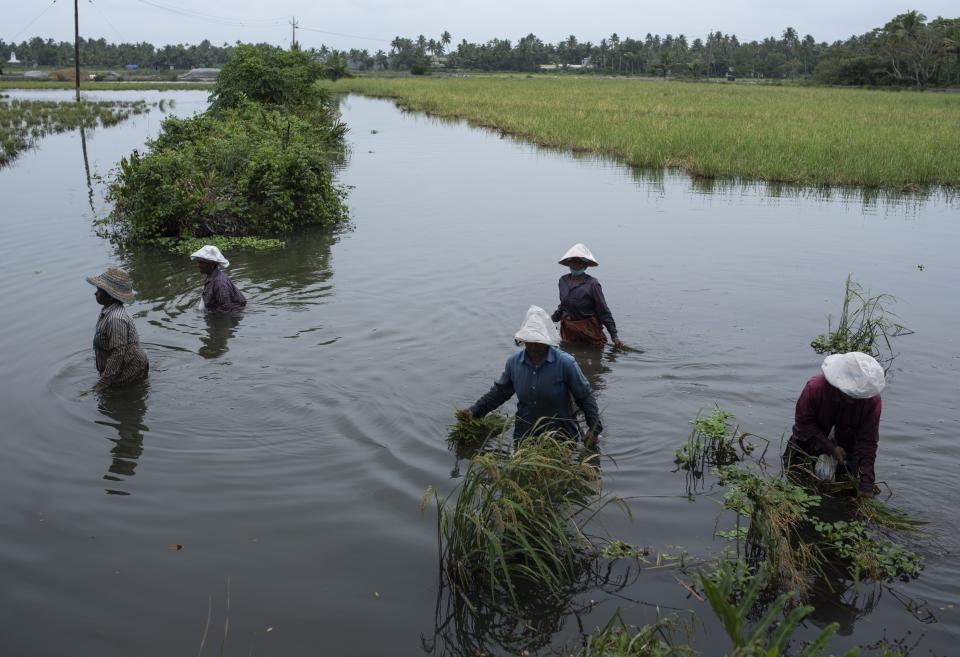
<box><xmin>448</xmin><ymin>408</ymin><xmax>512</xmax><ymax>459</ymax></box>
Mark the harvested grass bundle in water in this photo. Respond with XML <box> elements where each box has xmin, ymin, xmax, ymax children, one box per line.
<box><xmin>810</xmin><ymin>274</ymin><xmax>911</xmax><ymax>368</ymax></box>
<box><xmin>447</xmin><ymin>408</ymin><xmax>511</xmax><ymax>458</ymax></box>
<box><xmin>855</xmin><ymin>497</ymin><xmax>926</xmax><ymax>533</ymax></box>
<box><xmin>719</xmin><ymin>466</ymin><xmax>824</xmax><ymax>595</ymax></box>
<box><xmin>428</xmin><ymin>432</ymin><xmax>627</xmax><ymax>605</ymax></box>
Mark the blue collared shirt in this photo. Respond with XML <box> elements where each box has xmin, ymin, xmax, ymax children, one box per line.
<box><xmin>470</xmin><ymin>346</ymin><xmax>602</xmax><ymax>439</ymax></box>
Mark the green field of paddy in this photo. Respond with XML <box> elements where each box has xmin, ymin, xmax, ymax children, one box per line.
<box><xmin>322</xmin><ymin>76</ymin><xmax>960</xmax><ymax>190</ymax></box>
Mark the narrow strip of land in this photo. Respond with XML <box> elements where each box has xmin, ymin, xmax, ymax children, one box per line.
<box><xmin>323</xmin><ymin>76</ymin><xmax>960</xmax><ymax>190</ymax></box>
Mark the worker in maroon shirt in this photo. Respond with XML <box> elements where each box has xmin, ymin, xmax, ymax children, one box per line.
<box><xmin>785</xmin><ymin>352</ymin><xmax>886</xmax><ymax>497</ymax></box>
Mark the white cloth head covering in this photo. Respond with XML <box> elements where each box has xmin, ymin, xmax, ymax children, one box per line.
<box><xmin>558</xmin><ymin>243</ymin><xmax>598</xmax><ymax>267</ymax></box>
<box><xmin>821</xmin><ymin>352</ymin><xmax>886</xmax><ymax>399</ymax></box>
<box><xmin>514</xmin><ymin>305</ymin><xmax>560</xmax><ymax>347</ymax></box>
<box><xmin>190</xmin><ymin>245</ymin><xmax>230</xmax><ymax>268</ymax></box>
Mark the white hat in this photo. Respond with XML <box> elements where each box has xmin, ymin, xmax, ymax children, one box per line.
<box><xmin>514</xmin><ymin>305</ymin><xmax>560</xmax><ymax>347</ymax></box>
<box><xmin>190</xmin><ymin>245</ymin><xmax>230</xmax><ymax>268</ymax></box>
<box><xmin>821</xmin><ymin>352</ymin><xmax>886</xmax><ymax>399</ymax></box>
<box><xmin>558</xmin><ymin>243</ymin><xmax>598</xmax><ymax>267</ymax></box>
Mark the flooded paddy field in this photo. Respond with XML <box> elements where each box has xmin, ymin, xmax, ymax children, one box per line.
<box><xmin>0</xmin><ymin>89</ymin><xmax>957</xmax><ymax>656</ymax></box>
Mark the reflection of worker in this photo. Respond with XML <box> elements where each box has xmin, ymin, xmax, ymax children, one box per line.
<box><xmin>785</xmin><ymin>352</ymin><xmax>885</xmax><ymax>497</ymax></box>
<box><xmin>86</xmin><ymin>268</ymin><xmax>149</xmax><ymax>392</ymax></box>
<box><xmin>190</xmin><ymin>245</ymin><xmax>246</xmax><ymax>312</ymax></box>
<box><xmin>462</xmin><ymin>306</ymin><xmax>602</xmax><ymax>445</ymax></box>
<box><xmin>551</xmin><ymin>244</ymin><xmax>623</xmax><ymax>349</ymax></box>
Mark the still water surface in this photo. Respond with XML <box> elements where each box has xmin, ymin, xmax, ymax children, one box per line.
<box><xmin>0</xmin><ymin>90</ymin><xmax>958</xmax><ymax>656</ymax></box>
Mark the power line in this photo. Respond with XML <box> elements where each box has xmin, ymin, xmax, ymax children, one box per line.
<box><xmin>9</xmin><ymin>0</ymin><xmax>60</xmax><ymax>42</ymax></box>
<box><xmin>88</xmin><ymin>0</ymin><xmax>126</xmax><ymax>43</ymax></box>
<box><xmin>134</xmin><ymin>0</ymin><xmax>284</xmax><ymax>28</ymax></box>
<box><xmin>297</xmin><ymin>25</ymin><xmax>392</xmax><ymax>44</ymax></box>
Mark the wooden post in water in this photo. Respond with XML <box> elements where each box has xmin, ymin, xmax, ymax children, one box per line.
<box><xmin>74</xmin><ymin>0</ymin><xmax>81</xmax><ymax>101</ymax></box>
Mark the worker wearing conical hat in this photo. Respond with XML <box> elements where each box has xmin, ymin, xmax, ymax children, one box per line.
<box><xmin>551</xmin><ymin>243</ymin><xmax>623</xmax><ymax>349</ymax></box>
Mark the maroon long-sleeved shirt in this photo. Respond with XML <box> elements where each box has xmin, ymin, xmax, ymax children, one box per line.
<box><xmin>791</xmin><ymin>373</ymin><xmax>882</xmax><ymax>493</ymax></box>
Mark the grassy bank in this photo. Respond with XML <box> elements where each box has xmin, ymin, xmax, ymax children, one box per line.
<box><xmin>0</xmin><ymin>80</ymin><xmax>212</xmax><ymax>91</ymax></box>
<box><xmin>322</xmin><ymin>76</ymin><xmax>960</xmax><ymax>189</ymax></box>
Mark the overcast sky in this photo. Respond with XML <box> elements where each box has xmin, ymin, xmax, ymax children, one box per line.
<box><xmin>3</xmin><ymin>0</ymin><xmax>956</xmax><ymax>51</ymax></box>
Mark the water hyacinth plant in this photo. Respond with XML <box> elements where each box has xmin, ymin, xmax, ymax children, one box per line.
<box><xmin>810</xmin><ymin>274</ymin><xmax>912</xmax><ymax>368</ymax></box>
<box><xmin>675</xmin><ymin>407</ymin><xmax>761</xmax><ymax>486</ymax></box>
<box><xmin>425</xmin><ymin>432</ymin><xmax>628</xmax><ymax>606</ymax></box>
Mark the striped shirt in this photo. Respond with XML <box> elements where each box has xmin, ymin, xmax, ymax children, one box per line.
<box><xmin>94</xmin><ymin>302</ymin><xmax>149</xmax><ymax>388</ymax></box>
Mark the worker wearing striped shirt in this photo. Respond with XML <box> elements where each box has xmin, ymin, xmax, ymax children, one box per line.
<box><xmin>86</xmin><ymin>268</ymin><xmax>149</xmax><ymax>392</ymax></box>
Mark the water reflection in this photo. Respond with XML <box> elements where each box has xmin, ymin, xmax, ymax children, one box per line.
<box><xmin>199</xmin><ymin>311</ymin><xmax>242</xmax><ymax>359</ymax></box>
<box><xmin>95</xmin><ymin>380</ymin><xmax>149</xmax><ymax>495</ymax></box>
<box><xmin>423</xmin><ymin>558</ymin><xmax>644</xmax><ymax>657</ymax></box>
<box><xmin>79</xmin><ymin>125</ymin><xmax>95</xmax><ymax>214</ymax></box>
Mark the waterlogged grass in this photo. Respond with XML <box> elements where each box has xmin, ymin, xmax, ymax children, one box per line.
<box><xmin>322</xmin><ymin>76</ymin><xmax>960</xmax><ymax>189</ymax></box>
<box><xmin>0</xmin><ymin>80</ymin><xmax>212</xmax><ymax>91</ymax></box>
<box><xmin>425</xmin><ymin>432</ymin><xmax>627</xmax><ymax>606</ymax></box>
<box><xmin>0</xmin><ymin>97</ymin><xmax>149</xmax><ymax>167</ymax></box>
<box><xmin>151</xmin><ymin>235</ymin><xmax>286</xmax><ymax>255</ymax></box>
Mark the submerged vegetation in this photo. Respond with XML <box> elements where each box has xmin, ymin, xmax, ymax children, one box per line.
<box><xmin>322</xmin><ymin>76</ymin><xmax>960</xmax><ymax>190</ymax></box>
<box><xmin>675</xmin><ymin>407</ymin><xmax>759</xmax><ymax>486</ymax></box>
<box><xmin>811</xmin><ymin>275</ymin><xmax>911</xmax><ymax>368</ymax></box>
<box><xmin>104</xmin><ymin>44</ymin><xmax>348</xmax><ymax>246</ymax></box>
<box><xmin>425</xmin><ymin>433</ymin><xmax>624</xmax><ymax>606</ymax></box>
<box><xmin>0</xmin><ymin>97</ymin><xmax>148</xmax><ymax>167</ymax></box>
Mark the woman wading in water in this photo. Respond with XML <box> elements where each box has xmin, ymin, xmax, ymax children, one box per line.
<box><xmin>86</xmin><ymin>268</ymin><xmax>149</xmax><ymax>392</ymax></box>
<box><xmin>551</xmin><ymin>244</ymin><xmax>624</xmax><ymax>349</ymax></box>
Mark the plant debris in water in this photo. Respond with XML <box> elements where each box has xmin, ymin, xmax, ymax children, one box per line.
<box><xmin>151</xmin><ymin>235</ymin><xmax>286</xmax><ymax>255</ymax></box>
<box><xmin>810</xmin><ymin>274</ymin><xmax>912</xmax><ymax>369</ymax></box>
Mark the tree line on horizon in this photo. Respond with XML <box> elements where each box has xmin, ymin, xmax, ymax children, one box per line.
<box><xmin>1</xmin><ymin>10</ymin><xmax>957</xmax><ymax>88</ymax></box>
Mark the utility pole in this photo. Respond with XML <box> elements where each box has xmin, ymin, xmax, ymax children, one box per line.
<box><xmin>290</xmin><ymin>16</ymin><xmax>299</xmax><ymax>50</ymax></box>
<box><xmin>74</xmin><ymin>0</ymin><xmax>81</xmax><ymax>101</ymax></box>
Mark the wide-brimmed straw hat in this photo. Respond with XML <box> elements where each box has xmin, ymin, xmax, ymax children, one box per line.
<box><xmin>190</xmin><ymin>245</ymin><xmax>230</xmax><ymax>268</ymax></box>
<box><xmin>558</xmin><ymin>243</ymin><xmax>598</xmax><ymax>267</ymax></box>
<box><xmin>514</xmin><ymin>305</ymin><xmax>560</xmax><ymax>347</ymax></box>
<box><xmin>86</xmin><ymin>267</ymin><xmax>135</xmax><ymax>303</ymax></box>
<box><xmin>821</xmin><ymin>352</ymin><xmax>886</xmax><ymax>399</ymax></box>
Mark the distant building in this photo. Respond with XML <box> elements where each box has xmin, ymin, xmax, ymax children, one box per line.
<box><xmin>178</xmin><ymin>68</ymin><xmax>220</xmax><ymax>81</ymax></box>
<box><xmin>7</xmin><ymin>51</ymin><xmax>20</xmax><ymax>64</ymax></box>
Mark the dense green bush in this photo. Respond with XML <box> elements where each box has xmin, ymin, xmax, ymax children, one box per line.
<box><xmin>208</xmin><ymin>44</ymin><xmax>325</xmax><ymax>112</ymax></box>
<box><xmin>105</xmin><ymin>44</ymin><xmax>348</xmax><ymax>242</ymax></box>
<box><xmin>107</xmin><ymin>101</ymin><xmax>347</xmax><ymax>239</ymax></box>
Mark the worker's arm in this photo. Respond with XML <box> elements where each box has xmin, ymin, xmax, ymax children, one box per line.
<box><xmin>852</xmin><ymin>397</ymin><xmax>882</xmax><ymax>495</ymax></box>
<box><xmin>468</xmin><ymin>359</ymin><xmax>515</xmax><ymax>419</ymax></box>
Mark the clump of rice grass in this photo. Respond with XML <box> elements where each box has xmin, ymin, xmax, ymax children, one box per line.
<box><xmin>448</xmin><ymin>408</ymin><xmax>512</xmax><ymax>459</ymax></box>
<box><xmin>719</xmin><ymin>466</ymin><xmax>824</xmax><ymax>596</ymax></box>
<box><xmin>810</xmin><ymin>274</ymin><xmax>911</xmax><ymax>369</ymax></box>
<box><xmin>578</xmin><ymin>609</ymin><xmax>693</xmax><ymax>657</ymax></box>
<box><xmin>425</xmin><ymin>432</ymin><xmax>628</xmax><ymax>606</ymax></box>
<box><xmin>855</xmin><ymin>497</ymin><xmax>926</xmax><ymax>533</ymax></box>
<box><xmin>675</xmin><ymin>406</ymin><xmax>760</xmax><ymax>480</ymax></box>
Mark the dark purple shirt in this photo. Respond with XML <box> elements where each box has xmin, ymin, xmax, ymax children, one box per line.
<box><xmin>791</xmin><ymin>373</ymin><xmax>882</xmax><ymax>493</ymax></box>
<box><xmin>550</xmin><ymin>274</ymin><xmax>618</xmax><ymax>338</ymax></box>
<box><xmin>203</xmin><ymin>268</ymin><xmax>246</xmax><ymax>312</ymax></box>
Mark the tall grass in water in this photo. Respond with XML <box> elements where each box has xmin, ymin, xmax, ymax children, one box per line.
<box><xmin>321</xmin><ymin>76</ymin><xmax>960</xmax><ymax>190</ymax></box>
<box><xmin>579</xmin><ymin>565</ymin><xmax>858</xmax><ymax>656</ymax></box>
<box><xmin>425</xmin><ymin>432</ymin><xmax>628</xmax><ymax>606</ymax></box>
<box><xmin>810</xmin><ymin>274</ymin><xmax>911</xmax><ymax>368</ymax></box>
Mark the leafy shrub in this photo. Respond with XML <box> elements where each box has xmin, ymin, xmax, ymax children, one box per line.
<box><xmin>208</xmin><ymin>44</ymin><xmax>325</xmax><ymax>112</ymax></box>
<box><xmin>106</xmin><ymin>100</ymin><xmax>347</xmax><ymax>239</ymax></box>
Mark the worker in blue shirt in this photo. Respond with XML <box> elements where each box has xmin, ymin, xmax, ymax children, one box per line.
<box><xmin>463</xmin><ymin>306</ymin><xmax>602</xmax><ymax>446</ymax></box>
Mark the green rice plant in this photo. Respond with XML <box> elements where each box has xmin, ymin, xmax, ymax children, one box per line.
<box><xmin>320</xmin><ymin>76</ymin><xmax>960</xmax><ymax>190</ymax></box>
<box><xmin>447</xmin><ymin>408</ymin><xmax>512</xmax><ymax>459</ymax></box>
<box><xmin>810</xmin><ymin>274</ymin><xmax>911</xmax><ymax>368</ymax></box>
<box><xmin>719</xmin><ymin>466</ymin><xmax>824</xmax><ymax>595</ymax></box>
<box><xmin>426</xmin><ymin>432</ymin><xmax>628</xmax><ymax>606</ymax></box>
<box><xmin>854</xmin><ymin>497</ymin><xmax>926</xmax><ymax>533</ymax></box>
